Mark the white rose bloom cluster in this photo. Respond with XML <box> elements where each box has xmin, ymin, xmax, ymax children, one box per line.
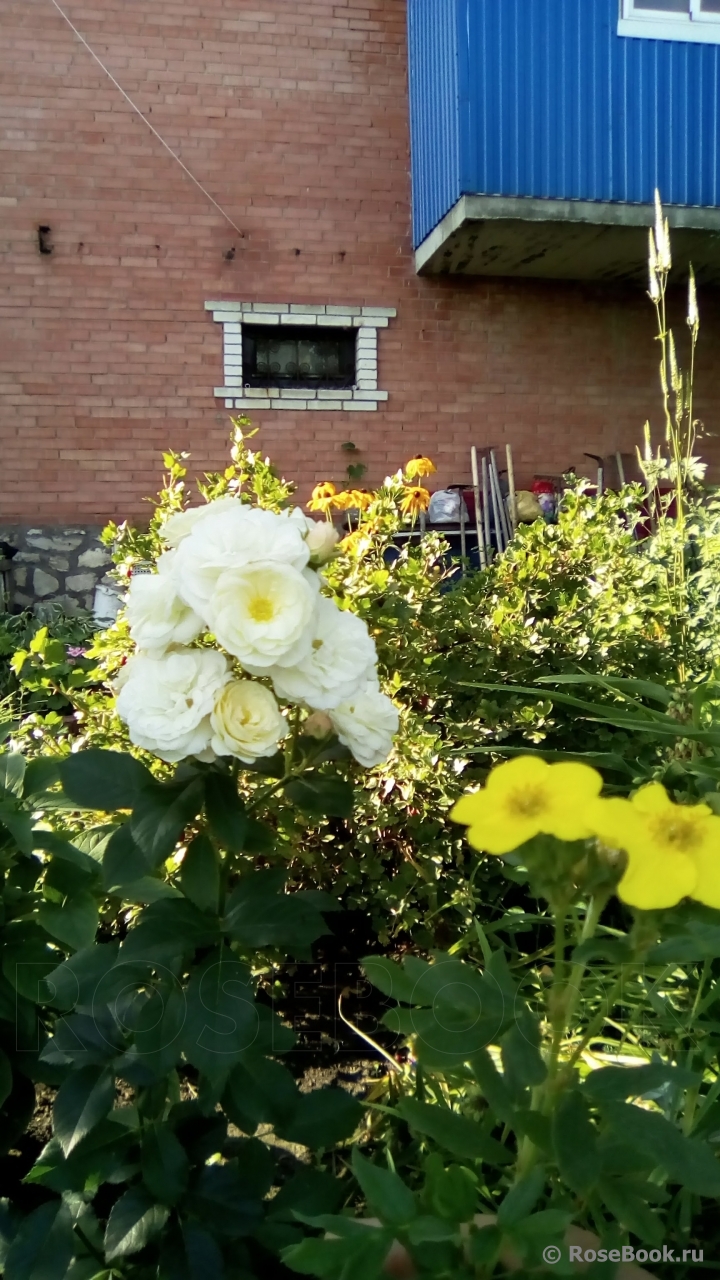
<box><xmin>116</xmin><ymin>499</ymin><xmax>398</xmax><ymax>767</ymax></box>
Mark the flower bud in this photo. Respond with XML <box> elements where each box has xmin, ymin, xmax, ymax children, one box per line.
<box><xmin>303</xmin><ymin>710</ymin><xmax>334</xmax><ymax>738</ymax></box>
<box><xmin>305</xmin><ymin>519</ymin><xmax>340</xmax><ymax>564</ymax></box>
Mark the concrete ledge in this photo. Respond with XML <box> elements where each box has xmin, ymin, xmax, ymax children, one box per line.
<box><xmin>415</xmin><ymin>195</ymin><xmax>720</xmax><ymax>282</ymax></box>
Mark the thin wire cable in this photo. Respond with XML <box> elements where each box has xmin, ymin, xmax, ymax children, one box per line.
<box><xmin>47</xmin><ymin>0</ymin><xmax>244</xmax><ymax>237</ymax></box>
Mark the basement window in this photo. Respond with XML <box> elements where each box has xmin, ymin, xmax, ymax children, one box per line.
<box><xmin>619</xmin><ymin>0</ymin><xmax>720</xmax><ymax>42</ymax></box>
<box><xmin>242</xmin><ymin>325</ymin><xmax>356</xmax><ymax>390</ymax></box>
<box><xmin>206</xmin><ymin>301</ymin><xmax>396</xmax><ymax>412</ymax></box>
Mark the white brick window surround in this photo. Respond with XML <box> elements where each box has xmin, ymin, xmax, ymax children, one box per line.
<box><xmin>205</xmin><ymin>302</ymin><xmax>397</xmax><ymax>412</ymax></box>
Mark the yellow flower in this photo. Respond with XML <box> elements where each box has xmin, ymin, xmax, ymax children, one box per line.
<box><xmin>405</xmin><ymin>455</ymin><xmax>437</xmax><ymax>480</ymax></box>
<box><xmin>399</xmin><ymin>486</ymin><xmax>431</xmax><ymax>519</ymax></box>
<box><xmin>307</xmin><ymin>482</ymin><xmax>337</xmax><ymax>514</ymax></box>
<box><xmin>450</xmin><ymin>756</ymin><xmax>603</xmax><ymax>854</ymax></box>
<box><xmin>589</xmin><ymin>783</ymin><xmax>720</xmax><ymax>911</ymax></box>
<box><xmin>330</xmin><ymin>490</ymin><xmax>356</xmax><ymax>511</ymax></box>
<box><xmin>348</xmin><ymin>489</ymin><xmax>374</xmax><ymax>511</ymax></box>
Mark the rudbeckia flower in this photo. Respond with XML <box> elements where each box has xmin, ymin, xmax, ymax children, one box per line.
<box><xmin>405</xmin><ymin>455</ymin><xmax>437</xmax><ymax>480</ymax></box>
<box><xmin>308</xmin><ymin>482</ymin><xmax>338</xmax><ymax>515</ymax></box>
<box><xmin>450</xmin><ymin>756</ymin><xmax>603</xmax><ymax>854</ymax></box>
<box><xmin>348</xmin><ymin>489</ymin><xmax>374</xmax><ymax>511</ymax></box>
<box><xmin>399</xmin><ymin>486</ymin><xmax>431</xmax><ymax>519</ymax></box>
<box><xmin>589</xmin><ymin>783</ymin><xmax>720</xmax><ymax>911</ymax></box>
<box><xmin>330</xmin><ymin>491</ymin><xmax>356</xmax><ymax>512</ymax></box>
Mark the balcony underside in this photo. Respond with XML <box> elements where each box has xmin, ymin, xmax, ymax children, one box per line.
<box><xmin>415</xmin><ymin>195</ymin><xmax>720</xmax><ymax>283</ymax></box>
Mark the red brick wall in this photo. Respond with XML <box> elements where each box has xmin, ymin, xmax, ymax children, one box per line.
<box><xmin>1</xmin><ymin>0</ymin><xmax>718</xmax><ymax>523</ymax></box>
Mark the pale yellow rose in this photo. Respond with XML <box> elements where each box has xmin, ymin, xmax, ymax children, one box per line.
<box><xmin>210</xmin><ymin>680</ymin><xmax>285</xmax><ymax>762</ymax></box>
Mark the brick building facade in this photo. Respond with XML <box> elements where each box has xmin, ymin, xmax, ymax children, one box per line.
<box><xmin>2</xmin><ymin>0</ymin><xmax>719</xmax><ymax>551</ymax></box>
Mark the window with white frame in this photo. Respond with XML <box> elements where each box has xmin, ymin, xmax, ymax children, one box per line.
<box><xmin>619</xmin><ymin>0</ymin><xmax>720</xmax><ymax>43</ymax></box>
<box><xmin>205</xmin><ymin>302</ymin><xmax>396</xmax><ymax>413</ymax></box>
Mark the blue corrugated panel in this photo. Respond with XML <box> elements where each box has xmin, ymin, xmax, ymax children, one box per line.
<box><xmin>407</xmin><ymin>0</ymin><xmax>461</xmax><ymax>247</ymax></box>
<box><xmin>409</xmin><ymin>0</ymin><xmax>720</xmax><ymax>247</ymax></box>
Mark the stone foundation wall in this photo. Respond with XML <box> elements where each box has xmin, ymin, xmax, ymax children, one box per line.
<box><xmin>0</xmin><ymin>525</ymin><xmax>114</xmax><ymax>614</ymax></box>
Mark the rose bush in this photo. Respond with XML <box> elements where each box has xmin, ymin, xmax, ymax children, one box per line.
<box><xmin>117</xmin><ymin>490</ymin><xmax>398</xmax><ymax>774</ymax></box>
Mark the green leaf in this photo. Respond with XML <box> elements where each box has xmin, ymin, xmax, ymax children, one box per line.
<box><xmin>23</xmin><ymin>757</ymin><xmax>61</xmax><ymax>797</ymax></box>
<box><xmin>59</xmin><ymin>749</ymin><xmax>152</xmax><ymax>811</ymax></box>
<box><xmin>119</xmin><ymin>985</ymin><xmax>186</xmax><ymax>1085</ymax></box>
<box><xmin>192</xmin><ymin>1162</ymin><xmax>264</xmax><ymax>1238</ymax></box>
<box><xmin>27</xmin><ymin>1121</ymin><xmax>136</xmax><ymax>1194</ymax></box>
<box><xmin>141</xmin><ymin>1124</ymin><xmax>190</xmax><ymax>1206</ymax></box>
<box><xmin>536</xmin><ymin>673</ymin><xmax>674</xmax><ymax>706</ymax></box>
<box><xmin>268</xmin><ymin>1168</ymin><xmax>345</xmax><ymax>1224</ymax></box>
<box><xmin>603</xmin><ymin>1101</ymin><xmax>720</xmax><ymax>1195</ymax></box>
<box><xmin>102</xmin><ymin>823</ymin><xmax>150</xmax><ymax>892</ymax></box>
<box><xmin>204</xmin><ymin>772</ymin><xmax>248</xmax><ymax>852</ymax></box>
<box><xmin>180</xmin><ymin>834</ymin><xmax>220</xmax><ymax>914</ymax></box>
<box><xmin>38</xmin><ymin>891</ymin><xmax>98</xmax><ymax>951</ymax></box>
<box><xmin>223</xmin><ymin>1055</ymin><xmax>299</xmax><ymax>1135</ymax></box>
<box><xmin>181</xmin><ymin>949</ymin><xmax>259</xmax><ymax>1077</ymax></box>
<box><xmin>0</xmin><ymin>754</ymin><xmax>25</xmax><ymax>798</ymax></box>
<box><xmin>501</xmin><ymin>1010</ymin><xmax>547</xmax><ymax>1090</ymax></box>
<box><xmin>351</xmin><ymin>1148</ymin><xmax>416</xmax><ymax>1225</ymax></box>
<box><xmin>4</xmin><ymin>1201</ymin><xmax>75</xmax><ymax>1280</ymax></box>
<box><xmin>552</xmin><ymin>1090</ymin><xmax>600</xmax><ymax>1193</ymax></box>
<box><xmin>424</xmin><ymin>1155</ymin><xmax>479</xmax><ymax>1222</ymax></box>
<box><xmin>470</xmin><ymin>1049</ymin><xmax>517</xmax><ymax>1128</ymax></box>
<box><xmin>53</xmin><ymin>1065</ymin><xmax>115</xmax><ymax>1154</ymax></box>
<box><xmin>0</xmin><ymin>804</ymin><xmax>32</xmax><ymax>855</ymax></box>
<box><xmin>104</xmin><ymin>1187</ymin><xmax>170</xmax><ymax>1260</ymax></box>
<box><xmin>2</xmin><ymin>921</ymin><xmax>59</xmax><ymax>1002</ymax></box>
<box><xmin>597</xmin><ymin>1177</ymin><xmax>664</xmax><ymax>1246</ymax></box>
<box><xmin>362</xmin><ymin>955</ymin><xmax>419</xmax><ymax>1005</ymax></box>
<box><xmin>32</xmin><ymin>830</ymin><xmax>99</xmax><ymax>875</ymax></box>
<box><xmin>397</xmin><ymin>1098</ymin><xmax>512</xmax><ymax>1165</ymax></box>
<box><xmin>118</xmin><ymin>898</ymin><xmax>219</xmax><ymax>968</ymax></box>
<box><xmin>130</xmin><ymin>777</ymin><xmax>205</xmax><ymax>866</ymax></box>
<box><xmin>283</xmin><ymin>1229</ymin><xmax>393</xmax><ymax>1278</ymax></box>
<box><xmin>496</xmin><ymin>1166</ymin><xmax>545</xmax><ymax>1228</ymax></box>
<box><xmin>159</xmin><ymin>1225</ymin><xmax>225</xmax><ymax>1280</ymax></box>
<box><xmin>42</xmin><ymin>942</ymin><xmax>120</xmax><ymax>1012</ymax></box>
<box><xmin>280</xmin><ymin>1088</ymin><xmax>363</xmax><ymax>1149</ymax></box>
<box><xmin>584</xmin><ymin>1063</ymin><xmax>700</xmax><ymax>1102</ymax></box>
<box><xmin>285</xmin><ymin>773</ymin><xmax>354</xmax><ymax>819</ymax></box>
<box><xmin>648</xmin><ymin>920</ymin><xmax>720</xmax><ymax>963</ymax></box>
<box><xmin>468</xmin><ymin>1224</ymin><xmax>503</xmax><ymax>1266</ymax></box>
<box><xmin>223</xmin><ymin>870</ymin><xmax>336</xmax><ymax>954</ymax></box>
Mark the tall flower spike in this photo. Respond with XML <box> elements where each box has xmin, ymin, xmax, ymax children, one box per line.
<box><xmin>648</xmin><ymin>229</ymin><xmax>660</xmax><ymax>301</ymax></box>
<box><xmin>654</xmin><ymin>190</ymin><xmax>671</xmax><ymax>271</ymax></box>
<box><xmin>643</xmin><ymin>420</ymin><xmax>653</xmax><ymax>462</ymax></box>
<box><xmin>668</xmin><ymin>330</ymin><xmax>681</xmax><ymax>394</ymax></box>
<box><xmin>687</xmin><ymin>266</ymin><xmax>699</xmax><ymax>332</ymax></box>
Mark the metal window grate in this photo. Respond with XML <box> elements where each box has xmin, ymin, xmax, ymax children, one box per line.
<box><xmin>242</xmin><ymin>325</ymin><xmax>356</xmax><ymax>389</ymax></box>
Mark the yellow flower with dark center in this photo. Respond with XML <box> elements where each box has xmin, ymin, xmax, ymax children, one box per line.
<box><xmin>589</xmin><ymin>783</ymin><xmax>720</xmax><ymax>910</ymax></box>
<box><xmin>329</xmin><ymin>490</ymin><xmax>355</xmax><ymax>511</ymax></box>
<box><xmin>405</xmin><ymin>455</ymin><xmax>437</xmax><ymax>480</ymax></box>
<box><xmin>308</xmin><ymin>482</ymin><xmax>337</xmax><ymax>513</ymax></box>
<box><xmin>399</xmin><ymin>486</ymin><xmax>431</xmax><ymax>519</ymax></box>
<box><xmin>349</xmin><ymin>489</ymin><xmax>375</xmax><ymax>511</ymax></box>
<box><xmin>450</xmin><ymin>756</ymin><xmax>603</xmax><ymax>854</ymax></box>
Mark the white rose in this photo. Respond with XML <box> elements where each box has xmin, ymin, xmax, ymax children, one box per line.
<box><xmin>210</xmin><ymin>680</ymin><xmax>285</xmax><ymax>762</ymax></box>
<box><xmin>125</xmin><ymin>569</ymin><xmax>203</xmax><ymax>655</ymax></box>
<box><xmin>208</xmin><ymin>561</ymin><xmax>318</xmax><ymax>672</ymax></box>
<box><xmin>304</xmin><ymin>519</ymin><xmax>340</xmax><ymax>565</ymax></box>
<box><xmin>329</xmin><ymin>685</ymin><xmax>399</xmax><ymax>768</ymax></box>
<box><xmin>269</xmin><ymin>596</ymin><xmax>376</xmax><ymax>710</ymax></box>
<box><xmin>159</xmin><ymin>496</ymin><xmax>241</xmax><ymax>548</ymax></box>
<box><xmin>171</xmin><ymin>506</ymin><xmax>310</xmax><ymax>619</ymax></box>
<box><xmin>115</xmin><ymin>648</ymin><xmax>229</xmax><ymax>763</ymax></box>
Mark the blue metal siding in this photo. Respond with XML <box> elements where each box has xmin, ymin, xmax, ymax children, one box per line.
<box><xmin>407</xmin><ymin>0</ymin><xmax>462</xmax><ymax>248</ymax></box>
<box><xmin>409</xmin><ymin>0</ymin><xmax>720</xmax><ymax>247</ymax></box>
